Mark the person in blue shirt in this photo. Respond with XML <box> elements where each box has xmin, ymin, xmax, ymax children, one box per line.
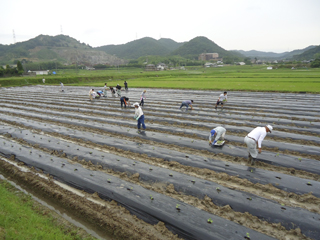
<box><xmin>209</xmin><ymin>126</ymin><xmax>226</xmax><ymax>146</ymax></box>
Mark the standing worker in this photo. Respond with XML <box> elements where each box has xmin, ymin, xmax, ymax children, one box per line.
<box><xmin>140</xmin><ymin>90</ymin><xmax>147</xmax><ymax>106</ymax></box>
<box><xmin>215</xmin><ymin>91</ymin><xmax>228</xmax><ymax>110</ymax></box>
<box><xmin>209</xmin><ymin>126</ymin><xmax>226</xmax><ymax>146</ymax></box>
<box><xmin>120</xmin><ymin>96</ymin><xmax>130</xmax><ymax>108</ymax></box>
<box><xmin>109</xmin><ymin>86</ymin><xmax>115</xmax><ymax>97</ymax></box>
<box><xmin>60</xmin><ymin>82</ymin><xmax>64</xmax><ymax>92</ymax></box>
<box><xmin>133</xmin><ymin>102</ymin><xmax>146</xmax><ymax>133</ymax></box>
<box><xmin>124</xmin><ymin>81</ymin><xmax>128</xmax><ymax>91</ymax></box>
<box><xmin>103</xmin><ymin>83</ymin><xmax>108</xmax><ymax>97</ymax></box>
<box><xmin>179</xmin><ymin>100</ymin><xmax>193</xmax><ymax>111</ymax></box>
<box><xmin>244</xmin><ymin>125</ymin><xmax>273</xmax><ymax>165</ymax></box>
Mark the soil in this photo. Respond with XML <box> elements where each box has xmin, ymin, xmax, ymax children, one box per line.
<box><xmin>0</xmin><ymin>86</ymin><xmax>319</xmax><ymax>240</ymax></box>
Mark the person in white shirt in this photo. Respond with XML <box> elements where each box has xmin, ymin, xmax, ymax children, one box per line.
<box><xmin>103</xmin><ymin>83</ymin><xmax>107</xmax><ymax>97</ymax></box>
<box><xmin>133</xmin><ymin>102</ymin><xmax>146</xmax><ymax>132</ymax></box>
<box><xmin>140</xmin><ymin>90</ymin><xmax>147</xmax><ymax>106</ymax></box>
<box><xmin>215</xmin><ymin>91</ymin><xmax>227</xmax><ymax>110</ymax></box>
<box><xmin>209</xmin><ymin>126</ymin><xmax>226</xmax><ymax>146</ymax></box>
<box><xmin>60</xmin><ymin>82</ymin><xmax>64</xmax><ymax>92</ymax></box>
<box><xmin>244</xmin><ymin>125</ymin><xmax>273</xmax><ymax>165</ymax></box>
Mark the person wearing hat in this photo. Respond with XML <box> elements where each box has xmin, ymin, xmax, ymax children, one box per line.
<box><xmin>133</xmin><ymin>102</ymin><xmax>146</xmax><ymax>132</ymax></box>
<box><xmin>215</xmin><ymin>91</ymin><xmax>227</xmax><ymax>110</ymax></box>
<box><xmin>60</xmin><ymin>82</ymin><xmax>64</xmax><ymax>92</ymax></box>
<box><xmin>179</xmin><ymin>100</ymin><xmax>193</xmax><ymax>111</ymax></box>
<box><xmin>120</xmin><ymin>96</ymin><xmax>130</xmax><ymax>108</ymax></box>
<box><xmin>244</xmin><ymin>125</ymin><xmax>273</xmax><ymax>165</ymax></box>
<box><xmin>140</xmin><ymin>90</ymin><xmax>147</xmax><ymax>106</ymax></box>
<box><xmin>209</xmin><ymin>126</ymin><xmax>226</xmax><ymax>146</ymax></box>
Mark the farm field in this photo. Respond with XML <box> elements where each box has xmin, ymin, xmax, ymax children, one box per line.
<box><xmin>2</xmin><ymin>66</ymin><xmax>320</xmax><ymax>93</ymax></box>
<box><xmin>0</xmin><ymin>85</ymin><xmax>320</xmax><ymax>239</ymax></box>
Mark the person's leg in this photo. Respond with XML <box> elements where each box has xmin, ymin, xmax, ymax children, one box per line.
<box><xmin>140</xmin><ymin>115</ymin><xmax>146</xmax><ymax>130</ymax></box>
<box><xmin>215</xmin><ymin>101</ymin><xmax>219</xmax><ymax>109</ymax></box>
<box><xmin>121</xmin><ymin>99</ymin><xmax>124</xmax><ymax>107</ymax></box>
<box><xmin>137</xmin><ymin>117</ymin><xmax>142</xmax><ymax>130</ymax></box>
<box><xmin>141</xmin><ymin>98</ymin><xmax>144</xmax><ymax>106</ymax></box>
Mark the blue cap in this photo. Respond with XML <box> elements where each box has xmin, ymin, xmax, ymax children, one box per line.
<box><xmin>210</xmin><ymin>129</ymin><xmax>216</xmax><ymax>135</ymax></box>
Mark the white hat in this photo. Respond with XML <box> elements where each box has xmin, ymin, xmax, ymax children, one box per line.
<box><xmin>133</xmin><ymin>102</ymin><xmax>139</xmax><ymax>107</ymax></box>
<box><xmin>266</xmin><ymin>125</ymin><xmax>273</xmax><ymax>133</ymax></box>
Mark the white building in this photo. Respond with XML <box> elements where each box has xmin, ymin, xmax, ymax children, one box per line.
<box><xmin>28</xmin><ymin>70</ymin><xmax>50</xmax><ymax>75</ymax></box>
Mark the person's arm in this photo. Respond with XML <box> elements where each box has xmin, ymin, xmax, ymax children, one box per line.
<box><xmin>189</xmin><ymin>104</ymin><xmax>193</xmax><ymax>110</ymax></box>
<box><xmin>257</xmin><ymin>132</ymin><xmax>266</xmax><ymax>153</ymax></box>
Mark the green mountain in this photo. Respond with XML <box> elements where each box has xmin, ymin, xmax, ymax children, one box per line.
<box><xmin>170</xmin><ymin>36</ymin><xmax>244</xmax><ymax>60</ymax></box>
<box><xmin>0</xmin><ymin>34</ymin><xmax>125</xmax><ymax>65</ymax></box>
<box><xmin>96</xmin><ymin>37</ymin><xmax>175</xmax><ymax>59</ymax></box>
<box><xmin>157</xmin><ymin>38</ymin><xmax>185</xmax><ymax>51</ymax></box>
<box><xmin>234</xmin><ymin>46</ymin><xmax>316</xmax><ymax>60</ymax></box>
<box><xmin>292</xmin><ymin>45</ymin><xmax>320</xmax><ymax>60</ymax></box>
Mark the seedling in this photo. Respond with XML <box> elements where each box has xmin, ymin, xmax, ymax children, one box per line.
<box><xmin>307</xmin><ymin>182</ymin><xmax>312</xmax><ymax>186</ymax></box>
<box><xmin>298</xmin><ymin>158</ymin><xmax>302</xmax><ymax>162</ymax></box>
<box><xmin>244</xmin><ymin>232</ymin><xmax>250</xmax><ymax>240</ymax></box>
<box><xmin>216</xmin><ymin>187</ymin><xmax>221</xmax><ymax>192</ymax></box>
<box><xmin>89</xmin><ymin>152</ymin><xmax>92</xmax><ymax>154</ymax></box>
<box><xmin>169</xmin><ymin>173</ymin><xmax>173</xmax><ymax>177</ymax></box>
<box><xmin>247</xmin><ymin>197</ymin><xmax>252</xmax><ymax>201</ymax></box>
<box><xmin>107</xmin><ymin>179</ymin><xmax>111</xmax><ymax>183</ymax></box>
<box><xmin>176</xmin><ymin>204</ymin><xmax>181</xmax><ymax>211</ymax></box>
<box><xmin>250</xmin><ymin>169</ymin><xmax>253</xmax><ymax>173</ymax></box>
<box><xmin>150</xmin><ymin>195</ymin><xmax>154</xmax><ymax>200</ymax></box>
<box><xmin>149</xmin><ymin>167</ymin><xmax>153</xmax><ymax>171</ymax></box>
<box><xmin>117</xmin><ymin>159</ymin><xmax>120</xmax><ymax>161</ymax></box>
<box><xmin>276</xmin><ymin>153</ymin><xmax>279</xmax><ymax>156</ymax></box>
<box><xmin>61</xmin><ymin>163</ymin><xmax>65</xmax><ymax>167</ymax></box>
<box><xmin>191</xmin><ymin>180</ymin><xmax>196</xmax><ymax>184</ymax></box>
<box><xmin>207</xmin><ymin>218</ymin><xmax>213</xmax><ymax>224</ymax></box>
<box><xmin>74</xmin><ymin>169</ymin><xmax>78</xmax><ymax>171</ymax></box>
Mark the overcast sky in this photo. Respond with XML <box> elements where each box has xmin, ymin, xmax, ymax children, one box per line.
<box><xmin>1</xmin><ymin>0</ymin><xmax>319</xmax><ymax>53</ymax></box>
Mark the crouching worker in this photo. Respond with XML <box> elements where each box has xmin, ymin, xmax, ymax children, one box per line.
<box><xmin>120</xmin><ymin>96</ymin><xmax>130</xmax><ymax>108</ymax></box>
<box><xmin>244</xmin><ymin>125</ymin><xmax>273</xmax><ymax>165</ymax></box>
<box><xmin>133</xmin><ymin>102</ymin><xmax>146</xmax><ymax>133</ymax></box>
<box><xmin>89</xmin><ymin>89</ymin><xmax>96</xmax><ymax>101</ymax></box>
<box><xmin>209</xmin><ymin>126</ymin><xmax>226</xmax><ymax>146</ymax></box>
<box><xmin>180</xmin><ymin>100</ymin><xmax>193</xmax><ymax>111</ymax></box>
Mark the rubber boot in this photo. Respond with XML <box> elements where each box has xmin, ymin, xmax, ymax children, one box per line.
<box><xmin>251</xmin><ymin>158</ymin><xmax>256</xmax><ymax>166</ymax></box>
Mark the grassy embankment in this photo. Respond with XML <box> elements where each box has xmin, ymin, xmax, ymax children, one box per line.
<box><xmin>0</xmin><ymin>180</ymin><xmax>96</xmax><ymax>240</ymax></box>
<box><xmin>1</xmin><ymin>65</ymin><xmax>320</xmax><ymax>92</ymax></box>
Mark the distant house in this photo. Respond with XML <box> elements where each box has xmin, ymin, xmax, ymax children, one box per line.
<box><xmin>156</xmin><ymin>63</ymin><xmax>168</xmax><ymax>70</ymax></box>
<box><xmin>237</xmin><ymin>62</ymin><xmax>245</xmax><ymax>65</ymax></box>
<box><xmin>145</xmin><ymin>64</ymin><xmax>156</xmax><ymax>71</ymax></box>
<box><xmin>204</xmin><ymin>62</ymin><xmax>215</xmax><ymax>67</ymax></box>
<box><xmin>27</xmin><ymin>70</ymin><xmax>49</xmax><ymax>75</ymax></box>
<box><xmin>267</xmin><ymin>67</ymin><xmax>273</xmax><ymax>70</ymax></box>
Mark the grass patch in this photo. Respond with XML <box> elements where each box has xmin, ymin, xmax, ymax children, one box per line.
<box><xmin>1</xmin><ymin>65</ymin><xmax>320</xmax><ymax>92</ymax></box>
<box><xmin>0</xmin><ymin>180</ymin><xmax>96</xmax><ymax>240</ymax></box>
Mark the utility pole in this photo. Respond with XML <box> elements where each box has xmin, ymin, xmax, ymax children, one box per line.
<box><xmin>12</xmin><ymin>30</ymin><xmax>16</xmax><ymax>44</ymax></box>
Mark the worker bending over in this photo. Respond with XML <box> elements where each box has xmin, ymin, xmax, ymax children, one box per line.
<box><xmin>120</xmin><ymin>96</ymin><xmax>130</xmax><ymax>108</ymax></box>
<box><xmin>209</xmin><ymin>126</ymin><xmax>226</xmax><ymax>146</ymax></box>
<box><xmin>244</xmin><ymin>125</ymin><xmax>273</xmax><ymax>165</ymax></box>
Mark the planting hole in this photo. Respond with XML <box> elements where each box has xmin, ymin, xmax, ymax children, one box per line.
<box><xmin>275</xmin><ymin>176</ymin><xmax>281</xmax><ymax>179</ymax></box>
<box><xmin>307</xmin><ymin>182</ymin><xmax>312</xmax><ymax>186</ymax></box>
<box><xmin>247</xmin><ymin>198</ymin><xmax>252</xmax><ymax>201</ymax></box>
<box><xmin>281</xmin><ymin>207</ymin><xmax>286</xmax><ymax>210</ymax></box>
